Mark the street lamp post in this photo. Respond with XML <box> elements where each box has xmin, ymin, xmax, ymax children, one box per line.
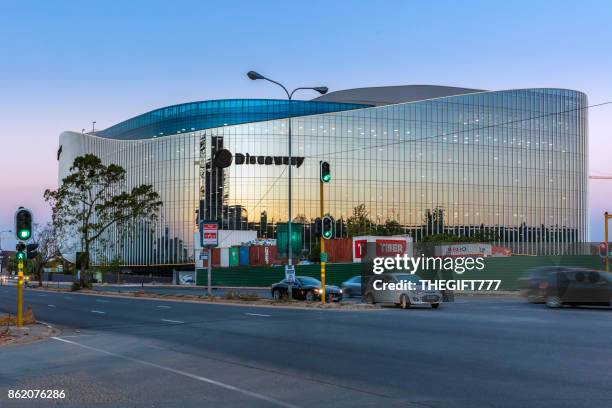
<box><xmin>0</xmin><ymin>230</ymin><xmax>12</xmax><ymax>279</ymax></box>
<box><xmin>247</xmin><ymin>71</ymin><xmax>328</xmax><ymax>300</ymax></box>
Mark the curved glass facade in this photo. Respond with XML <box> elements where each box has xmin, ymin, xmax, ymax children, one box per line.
<box><xmin>58</xmin><ymin>88</ymin><xmax>588</xmax><ymax>266</ymax></box>
<box><xmin>97</xmin><ymin>99</ymin><xmax>369</xmax><ymax>140</ymax></box>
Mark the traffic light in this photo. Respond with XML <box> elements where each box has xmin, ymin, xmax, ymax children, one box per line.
<box><xmin>322</xmin><ymin>216</ymin><xmax>333</xmax><ymax>239</ymax></box>
<box><xmin>27</xmin><ymin>243</ymin><xmax>39</xmax><ymax>259</ymax></box>
<box><xmin>314</xmin><ymin>218</ymin><xmax>322</xmax><ymax>237</ymax></box>
<box><xmin>320</xmin><ymin>161</ymin><xmax>331</xmax><ymax>183</ymax></box>
<box><xmin>15</xmin><ymin>208</ymin><xmax>32</xmax><ymax>241</ymax></box>
<box><xmin>599</xmin><ymin>242</ymin><xmax>609</xmax><ymax>258</ymax></box>
<box><xmin>16</xmin><ymin>242</ymin><xmax>27</xmax><ymax>261</ymax></box>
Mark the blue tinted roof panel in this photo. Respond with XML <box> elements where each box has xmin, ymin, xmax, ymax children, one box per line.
<box><xmin>96</xmin><ymin>99</ymin><xmax>370</xmax><ymax>140</ymax></box>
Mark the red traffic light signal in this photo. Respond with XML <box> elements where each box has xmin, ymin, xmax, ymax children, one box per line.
<box><xmin>599</xmin><ymin>242</ymin><xmax>609</xmax><ymax>258</ymax></box>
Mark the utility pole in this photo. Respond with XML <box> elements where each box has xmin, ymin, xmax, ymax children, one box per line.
<box><xmin>247</xmin><ymin>71</ymin><xmax>328</xmax><ymax>300</ymax></box>
<box><xmin>605</xmin><ymin>212</ymin><xmax>612</xmax><ymax>272</ymax></box>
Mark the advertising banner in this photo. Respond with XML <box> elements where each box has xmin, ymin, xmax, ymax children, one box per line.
<box><xmin>352</xmin><ymin>236</ymin><xmax>413</xmax><ymax>262</ymax></box>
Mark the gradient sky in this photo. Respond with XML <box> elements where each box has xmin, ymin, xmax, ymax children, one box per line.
<box><xmin>1</xmin><ymin>0</ymin><xmax>611</xmax><ymax>250</ymax></box>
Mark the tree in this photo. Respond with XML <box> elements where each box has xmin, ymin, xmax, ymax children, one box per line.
<box><xmin>30</xmin><ymin>223</ymin><xmax>60</xmax><ymax>287</ymax></box>
<box><xmin>44</xmin><ymin>154</ymin><xmax>163</xmax><ymax>288</ymax></box>
<box><xmin>423</xmin><ymin>207</ymin><xmax>445</xmax><ymax>236</ymax></box>
<box><xmin>347</xmin><ymin>204</ymin><xmax>373</xmax><ymax>237</ymax></box>
<box><xmin>292</xmin><ymin>213</ymin><xmax>308</xmax><ymax>224</ymax></box>
<box><xmin>375</xmin><ymin>218</ymin><xmax>404</xmax><ymax>236</ymax></box>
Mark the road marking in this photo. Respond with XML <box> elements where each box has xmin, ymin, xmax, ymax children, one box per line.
<box><xmin>48</xmin><ymin>304</ymin><xmax>56</xmax><ymax>308</ymax></box>
<box><xmin>96</xmin><ymin>299</ymin><xmax>110</xmax><ymax>303</ymax></box>
<box><xmin>245</xmin><ymin>313</ymin><xmax>271</xmax><ymax>317</ymax></box>
<box><xmin>38</xmin><ymin>294</ymin><xmax>46</xmax><ymax>297</ymax></box>
<box><xmin>51</xmin><ymin>337</ymin><xmax>301</xmax><ymax>408</ymax></box>
<box><xmin>64</xmin><ymin>296</ymin><xmax>72</xmax><ymax>300</ymax></box>
<box><xmin>156</xmin><ymin>305</ymin><xmax>172</xmax><ymax>309</ymax></box>
<box><xmin>91</xmin><ymin>310</ymin><xmax>106</xmax><ymax>314</ymax></box>
<box><xmin>161</xmin><ymin>319</ymin><xmax>184</xmax><ymax>324</ymax></box>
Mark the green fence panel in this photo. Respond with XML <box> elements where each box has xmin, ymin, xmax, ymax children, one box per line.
<box><xmin>197</xmin><ymin>263</ymin><xmax>362</xmax><ymax>287</ymax></box>
<box><xmin>197</xmin><ymin>256</ymin><xmax>603</xmax><ymax>291</ymax></box>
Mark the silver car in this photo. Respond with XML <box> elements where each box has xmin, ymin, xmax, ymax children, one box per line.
<box><xmin>364</xmin><ymin>273</ymin><xmax>442</xmax><ymax>309</ymax></box>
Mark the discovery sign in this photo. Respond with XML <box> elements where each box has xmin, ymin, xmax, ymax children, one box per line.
<box><xmin>213</xmin><ymin>149</ymin><xmax>305</xmax><ymax>168</ymax></box>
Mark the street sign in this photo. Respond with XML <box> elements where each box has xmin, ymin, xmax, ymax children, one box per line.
<box><xmin>285</xmin><ymin>265</ymin><xmax>295</xmax><ymax>283</ymax></box>
<box><xmin>200</xmin><ymin>221</ymin><xmax>219</xmax><ymax>247</ymax></box>
<box><xmin>320</xmin><ymin>252</ymin><xmax>327</xmax><ymax>263</ymax></box>
<box><xmin>199</xmin><ymin>251</ymin><xmax>209</xmax><ymax>260</ymax></box>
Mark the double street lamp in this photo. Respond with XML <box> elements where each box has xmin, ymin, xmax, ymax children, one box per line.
<box><xmin>247</xmin><ymin>71</ymin><xmax>328</xmax><ymax>299</ymax></box>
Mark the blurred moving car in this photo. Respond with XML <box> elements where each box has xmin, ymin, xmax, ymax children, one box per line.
<box><xmin>341</xmin><ymin>276</ymin><xmax>361</xmax><ymax>297</ymax></box>
<box><xmin>539</xmin><ymin>268</ymin><xmax>612</xmax><ymax>308</ymax></box>
<box><xmin>363</xmin><ymin>273</ymin><xmax>442</xmax><ymax>309</ymax></box>
<box><xmin>271</xmin><ymin>276</ymin><xmax>343</xmax><ymax>302</ymax></box>
<box><xmin>522</xmin><ymin>266</ymin><xmax>570</xmax><ymax>303</ymax></box>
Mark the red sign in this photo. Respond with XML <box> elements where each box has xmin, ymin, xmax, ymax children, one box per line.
<box><xmin>354</xmin><ymin>240</ymin><xmax>367</xmax><ymax>258</ymax></box>
<box><xmin>375</xmin><ymin>240</ymin><xmax>407</xmax><ymax>257</ymax></box>
<box><xmin>200</xmin><ymin>222</ymin><xmax>219</xmax><ymax>247</ymax></box>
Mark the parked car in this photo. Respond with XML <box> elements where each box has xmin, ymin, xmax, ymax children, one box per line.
<box><xmin>521</xmin><ymin>266</ymin><xmax>570</xmax><ymax>303</ymax></box>
<box><xmin>539</xmin><ymin>268</ymin><xmax>612</xmax><ymax>308</ymax></box>
<box><xmin>363</xmin><ymin>273</ymin><xmax>442</xmax><ymax>309</ymax></box>
<box><xmin>271</xmin><ymin>276</ymin><xmax>343</xmax><ymax>302</ymax></box>
<box><xmin>341</xmin><ymin>276</ymin><xmax>361</xmax><ymax>297</ymax></box>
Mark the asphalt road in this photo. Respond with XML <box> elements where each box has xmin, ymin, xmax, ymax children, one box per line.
<box><xmin>1</xmin><ymin>286</ymin><xmax>611</xmax><ymax>408</ymax></box>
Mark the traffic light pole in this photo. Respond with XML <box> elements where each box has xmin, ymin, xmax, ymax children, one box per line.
<box><xmin>605</xmin><ymin>212</ymin><xmax>611</xmax><ymax>272</ymax></box>
<box><xmin>17</xmin><ymin>249</ymin><xmax>24</xmax><ymax>327</ymax></box>
<box><xmin>320</xmin><ymin>180</ymin><xmax>326</xmax><ymax>304</ymax></box>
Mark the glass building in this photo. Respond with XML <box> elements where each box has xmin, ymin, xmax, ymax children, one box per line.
<box><xmin>57</xmin><ymin>86</ymin><xmax>588</xmax><ymax>268</ymax></box>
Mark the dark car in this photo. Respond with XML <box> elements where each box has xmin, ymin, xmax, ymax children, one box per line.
<box><xmin>341</xmin><ymin>276</ymin><xmax>361</xmax><ymax>297</ymax></box>
<box><xmin>522</xmin><ymin>266</ymin><xmax>571</xmax><ymax>303</ymax></box>
<box><xmin>540</xmin><ymin>268</ymin><xmax>612</xmax><ymax>308</ymax></box>
<box><xmin>271</xmin><ymin>276</ymin><xmax>343</xmax><ymax>302</ymax></box>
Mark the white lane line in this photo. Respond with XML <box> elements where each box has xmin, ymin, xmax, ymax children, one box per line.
<box><xmin>38</xmin><ymin>294</ymin><xmax>46</xmax><ymax>297</ymax></box>
<box><xmin>156</xmin><ymin>305</ymin><xmax>172</xmax><ymax>309</ymax></box>
<box><xmin>47</xmin><ymin>304</ymin><xmax>56</xmax><ymax>308</ymax></box>
<box><xmin>51</xmin><ymin>337</ymin><xmax>300</xmax><ymax>408</ymax></box>
<box><xmin>245</xmin><ymin>313</ymin><xmax>271</xmax><ymax>317</ymax></box>
<box><xmin>96</xmin><ymin>299</ymin><xmax>110</xmax><ymax>303</ymax></box>
<box><xmin>64</xmin><ymin>296</ymin><xmax>72</xmax><ymax>300</ymax></box>
<box><xmin>91</xmin><ymin>310</ymin><xmax>106</xmax><ymax>314</ymax></box>
<box><xmin>161</xmin><ymin>319</ymin><xmax>184</xmax><ymax>324</ymax></box>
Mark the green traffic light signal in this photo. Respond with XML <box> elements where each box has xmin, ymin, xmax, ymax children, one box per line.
<box><xmin>15</xmin><ymin>208</ymin><xmax>32</xmax><ymax>241</ymax></box>
<box><xmin>322</xmin><ymin>216</ymin><xmax>333</xmax><ymax>240</ymax></box>
<box><xmin>16</xmin><ymin>251</ymin><xmax>26</xmax><ymax>261</ymax></box>
<box><xmin>320</xmin><ymin>161</ymin><xmax>331</xmax><ymax>183</ymax></box>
